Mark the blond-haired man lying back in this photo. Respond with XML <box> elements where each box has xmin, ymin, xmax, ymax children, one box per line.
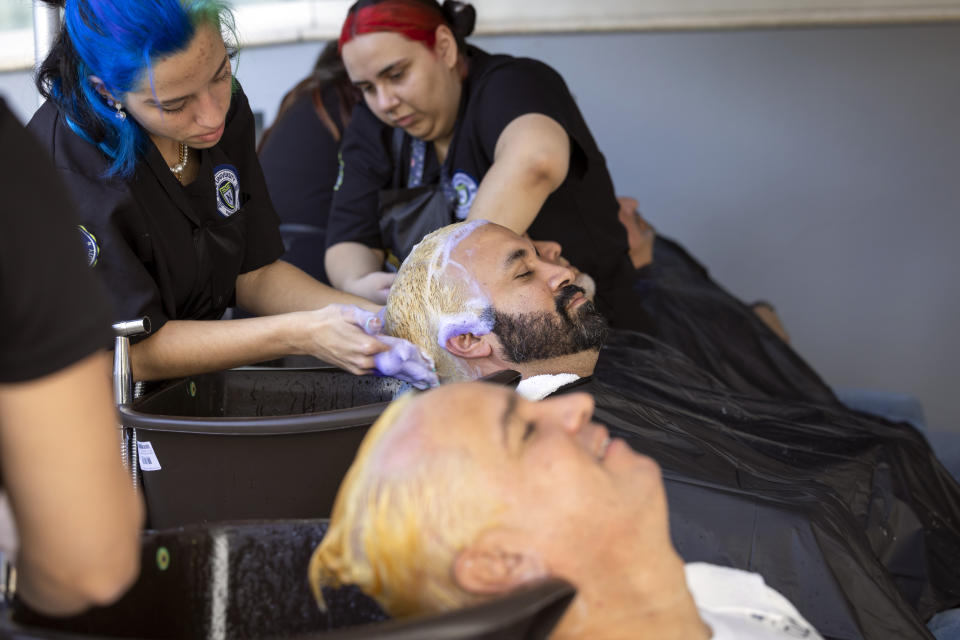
<box><xmin>309</xmin><ymin>382</ymin><xmax>822</xmax><ymax>639</ymax></box>
<box><xmin>383</xmin><ymin>220</ymin><xmax>607</xmax><ymax>391</ymax></box>
<box><xmin>386</xmin><ymin>218</ymin><xmax>837</xmax><ymax>403</ymax></box>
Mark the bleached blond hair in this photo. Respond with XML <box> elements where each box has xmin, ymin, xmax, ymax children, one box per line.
<box><xmin>384</xmin><ymin>221</ymin><xmax>493</xmax><ymax>382</ymax></box>
<box><xmin>308</xmin><ymin>389</ymin><xmax>501</xmax><ymax>616</ymax></box>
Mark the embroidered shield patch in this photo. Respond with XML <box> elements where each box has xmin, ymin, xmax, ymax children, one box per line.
<box><xmin>213</xmin><ymin>164</ymin><xmax>240</xmax><ymax>217</ymax></box>
<box><xmin>451</xmin><ymin>171</ymin><xmax>478</xmax><ymax>219</ymax></box>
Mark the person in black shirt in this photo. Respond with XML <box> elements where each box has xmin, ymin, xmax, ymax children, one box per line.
<box><xmin>325</xmin><ymin>0</ymin><xmax>647</xmax><ymax>331</ymax></box>
<box><xmin>0</xmin><ymin>97</ymin><xmax>143</xmax><ymax>616</ymax></box>
<box><xmin>258</xmin><ymin>42</ymin><xmax>359</xmax><ymax>285</ymax></box>
<box><xmin>28</xmin><ymin>0</ymin><xmax>434</xmax><ymax>387</ymax></box>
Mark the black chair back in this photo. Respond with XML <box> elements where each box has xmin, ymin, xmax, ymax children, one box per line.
<box><xmin>6</xmin><ymin>519</ymin><xmax>571</xmax><ymax>640</ymax></box>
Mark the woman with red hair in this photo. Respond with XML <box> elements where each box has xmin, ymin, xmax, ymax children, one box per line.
<box><xmin>325</xmin><ymin>0</ymin><xmax>650</xmax><ymax>332</ymax></box>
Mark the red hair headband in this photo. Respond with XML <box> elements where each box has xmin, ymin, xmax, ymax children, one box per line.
<box><xmin>339</xmin><ymin>0</ymin><xmax>446</xmax><ymax>53</ymax></box>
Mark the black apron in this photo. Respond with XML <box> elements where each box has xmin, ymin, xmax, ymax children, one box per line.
<box><xmin>377</xmin><ymin>128</ymin><xmax>456</xmax><ymax>264</ymax></box>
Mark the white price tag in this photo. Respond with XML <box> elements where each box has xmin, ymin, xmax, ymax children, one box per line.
<box><xmin>137</xmin><ymin>441</ymin><xmax>162</xmax><ymax>471</ymax></box>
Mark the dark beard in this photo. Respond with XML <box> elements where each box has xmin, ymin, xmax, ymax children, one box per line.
<box><xmin>492</xmin><ymin>285</ymin><xmax>609</xmax><ymax>363</ymax></box>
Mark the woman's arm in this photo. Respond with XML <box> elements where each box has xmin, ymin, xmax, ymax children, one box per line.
<box><xmin>131</xmin><ymin>259</ymin><xmax>394</xmax><ymax>381</ymax></box>
<box><xmin>465</xmin><ymin>114</ymin><xmax>570</xmax><ymax>235</ymax></box>
<box><xmin>130</xmin><ymin>306</ymin><xmax>389</xmax><ymax>381</ymax></box>
<box><xmin>323</xmin><ymin>103</ymin><xmax>397</xmax><ymax>303</ymax></box>
<box><xmin>0</xmin><ymin>351</ymin><xmax>143</xmax><ymax>615</ymax></box>
<box><xmin>324</xmin><ymin>242</ymin><xmax>395</xmax><ymax>304</ymax></box>
<box><xmin>236</xmin><ymin>259</ymin><xmax>380</xmax><ymax>314</ymax></box>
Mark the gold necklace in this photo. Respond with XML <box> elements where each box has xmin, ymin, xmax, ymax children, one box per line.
<box><xmin>169</xmin><ymin>142</ymin><xmax>189</xmax><ymax>182</ymax></box>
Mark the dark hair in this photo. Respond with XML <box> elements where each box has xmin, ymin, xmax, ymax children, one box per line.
<box><xmin>340</xmin><ymin>0</ymin><xmax>475</xmax><ymax>54</ymax></box>
<box><xmin>438</xmin><ymin>0</ymin><xmax>476</xmax><ymax>51</ymax></box>
<box><xmin>257</xmin><ymin>41</ymin><xmax>360</xmax><ymax>152</ymax></box>
<box><xmin>35</xmin><ymin>0</ymin><xmax>236</xmax><ymax>178</ymax></box>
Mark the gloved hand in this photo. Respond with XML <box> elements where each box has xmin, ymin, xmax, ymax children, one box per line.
<box><xmin>352</xmin><ymin>307</ymin><xmax>439</xmax><ymax>389</ymax></box>
<box><xmin>372</xmin><ymin>335</ymin><xmax>438</xmax><ymax>390</ymax></box>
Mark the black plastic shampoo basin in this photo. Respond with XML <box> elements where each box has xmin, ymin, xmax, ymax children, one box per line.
<box><xmin>120</xmin><ymin>368</ymin><xmax>408</xmax><ymax>528</ymax></box>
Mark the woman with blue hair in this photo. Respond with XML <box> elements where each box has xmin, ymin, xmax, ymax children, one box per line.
<box><xmin>27</xmin><ymin>0</ymin><xmax>435</xmax><ymax>386</ymax></box>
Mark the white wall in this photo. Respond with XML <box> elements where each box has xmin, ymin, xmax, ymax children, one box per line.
<box><xmin>0</xmin><ymin>67</ymin><xmax>38</xmax><ymax>121</ymax></box>
<box><xmin>5</xmin><ymin>23</ymin><xmax>959</xmax><ymax>430</ymax></box>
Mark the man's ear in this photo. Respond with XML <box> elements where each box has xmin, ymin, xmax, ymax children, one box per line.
<box><xmin>453</xmin><ymin>528</ymin><xmax>548</xmax><ymax>596</ymax></box>
<box><xmin>446</xmin><ymin>332</ymin><xmax>492</xmax><ymax>360</ymax></box>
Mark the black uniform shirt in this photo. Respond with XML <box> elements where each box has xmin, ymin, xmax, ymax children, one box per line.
<box><xmin>259</xmin><ymin>85</ymin><xmax>346</xmax><ymax>284</ymax></box>
<box><xmin>27</xmin><ymin>85</ymin><xmax>284</xmax><ymax>338</ymax></box>
<box><xmin>0</xmin><ymin>97</ymin><xmax>113</xmax><ymax>383</ymax></box>
<box><xmin>327</xmin><ymin>46</ymin><xmax>635</xmax><ymax>297</ymax></box>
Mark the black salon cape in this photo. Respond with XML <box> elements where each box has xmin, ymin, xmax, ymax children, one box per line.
<box><xmin>632</xmin><ymin>235</ymin><xmax>840</xmax><ymax>404</ymax></box>
<box><xmin>556</xmin><ymin>330</ymin><xmax>960</xmax><ymax>639</ymax></box>
<box><xmin>259</xmin><ymin>85</ymin><xmax>346</xmax><ymax>284</ymax></box>
<box><xmin>27</xmin><ymin>85</ymin><xmax>285</xmax><ymax>338</ymax></box>
<box><xmin>327</xmin><ymin>46</ymin><xmax>647</xmax><ymax>332</ymax></box>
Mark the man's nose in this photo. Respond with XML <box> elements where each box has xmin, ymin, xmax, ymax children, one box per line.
<box><xmin>542</xmin><ymin>392</ymin><xmax>595</xmax><ymax>434</ymax></box>
<box><xmin>544</xmin><ymin>259</ymin><xmax>575</xmax><ymax>291</ymax></box>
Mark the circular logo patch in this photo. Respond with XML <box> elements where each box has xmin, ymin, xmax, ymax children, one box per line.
<box><xmin>213</xmin><ymin>164</ymin><xmax>241</xmax><ymax>217</ymax></box>
<box><xmin>78</xmin><ymin>225</ymin><xmax>99</xmax><ymax>267</ymax></box>
<box><xmin>451</xmin><ymin>171</ymin><xmax>478</xmax><ymax>220</ymax></box>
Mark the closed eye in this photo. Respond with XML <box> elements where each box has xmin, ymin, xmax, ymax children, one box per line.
<box><xmin>515</xmin><ymin>270</ymin><xmax>533</xmax><ymax>280</ymax></box>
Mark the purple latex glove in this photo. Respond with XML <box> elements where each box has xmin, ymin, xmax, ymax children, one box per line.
<box><xmin>352</xmin><ymin>308</ymin><xmax>438</xmax><ymax>389</ymax></box>
<box><xmin>348</xmin><ymin>306</ymin><xmax>385</xmax><ymax>335</ymax></box>
<box><xmin>372</xmin><ymin>335</ymin><xmax>438</xmax><ymax>390</ymax></box>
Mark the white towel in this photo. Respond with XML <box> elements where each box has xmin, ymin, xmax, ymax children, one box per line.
<box><xmin>516</xmin><ymin>373</ymin><xmax>581</xmax><ymax>401</ymax></box>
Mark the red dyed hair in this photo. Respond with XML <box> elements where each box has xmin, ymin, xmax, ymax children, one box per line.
<box><xmin>339</xmin><ymin>0</ymin><xmax>446</xmax><ymax>53</ymax></box>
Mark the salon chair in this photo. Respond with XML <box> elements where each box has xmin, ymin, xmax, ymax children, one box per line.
<box><xmin>2</xmin><ymin>519</ymin><xmax>573</xmax><ymax>640</ymax></box>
